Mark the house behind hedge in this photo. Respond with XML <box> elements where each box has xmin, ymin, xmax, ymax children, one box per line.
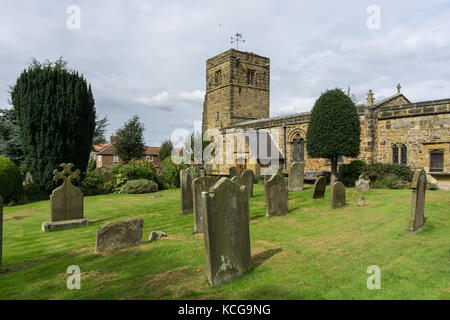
<box><xmin>91</xmin><ymin>135</ymin><xmax>161</xmax><ymax>171</ymax></box>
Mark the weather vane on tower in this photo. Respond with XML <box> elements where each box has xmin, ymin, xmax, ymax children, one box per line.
<box><xmin>231</xmin><ymin>33</ymin><xmax>245</xmax><ymax>50</ymax></box>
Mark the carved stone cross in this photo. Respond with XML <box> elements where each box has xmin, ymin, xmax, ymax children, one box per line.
<box><xmin>397</xmin><ymin>83</ymin><xmax>401</xmax><ymax>94</ymax></box>
<box><xmin>53</xmin><ymin>163</ymin><xmax>80</xmax><ymax>186</ymax></box>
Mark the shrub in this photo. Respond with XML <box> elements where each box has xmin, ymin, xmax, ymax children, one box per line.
<box><xmin>341</xmin><ymin>160</ymin><xmax>367</xmax><ymax>186</ymax></box>
<box><xmin>80</xmin><ymin>171</ymin><xmax>106</xmax><ymax>196</ymax></box>
<box><xmin>120</xmin><ymin>179</ymin><xmax>158</xmax><ymax>194</ymax></box>
<box><xmin>111</xmin><ymin>160</ymin><xmax>157</xmax><ymax>191</ymax></box>
<box><xmin>22</xmin><ymin>181</ymin><xmax>49</xmax><ymax>203</ymax></box>
<box><xmin>160</xmin><ymin>157</ymin><xmax>187</xmax><ymax>188</ymax></box>
<box><xmin>362</xmin><ymin>163</ymin><xmax>414</xmax><ymax>189</ymax></box>
<box><xmin>87</xmin><ymin>159</ymin><xmax>97</xmax><ymax>172</ymax></box>
<box><xmin>0</xmin><ymin>156</ymin><xmax>23</xmax><ymax>203</ymax></box>
<box><xmin>254</xmin><ymin>175</ymin><xmax>265</xmax><ymax>185</ymax></box>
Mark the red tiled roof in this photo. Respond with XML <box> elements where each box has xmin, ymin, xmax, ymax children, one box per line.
<box><xmin>93</xmin><ymin>142</ymin><xmax>111</xmax><ymax>152</ymax></box>
<box><xmin>145</xmin><ymin>147</ymin><xmax>160</xmax><ymax>155</ymax></box>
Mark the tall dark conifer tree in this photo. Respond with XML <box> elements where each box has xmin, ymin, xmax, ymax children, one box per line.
<box><xmin>11</xmin><ymin>58</ymin><xmax>96</xmax><ymax>192</ymax></box>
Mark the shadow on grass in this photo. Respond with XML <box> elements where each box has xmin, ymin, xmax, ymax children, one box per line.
<box><xmin>251</xmin><ymin>248</ymin><xmax>282</xmax><ymax>270</ymax></box>
<box><xmin>89</xmin><ymin>216</ymin><xmax>121</xmax><ymax>225</ymax></box>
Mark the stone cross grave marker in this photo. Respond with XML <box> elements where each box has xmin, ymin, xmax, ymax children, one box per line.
<box><xmin>407</xmin><ymin>169</ymin><xmax>427</xmax><ymax>233</ymax></box>
<box><xmin>192</xmin><ymin>176</ymin><xmax>221</xmax><ymax>233</ymax></box>
<box><xmin>180</xmin><ymin>166</ymin><xmax>202</xmax><ymax>214</ymax></box>
<box><xmin>312</xmin><ymin>176</ymin><xmax>327</xmax><ymax>199</ymax></box>
<box><xmin>330</xmin><ymin>181</ymin><xmax>346</xmax><ymax>209</ymax></box>
<box><xmin>265</xmin><ymin>172</ymin><xmax>289</xmax><ymax>217</ymax></box>
<box><xmin>42</xmin><ymin>163</ymin><xmax>89</xmax><ymax>232</ymax></box>
<box><xmin>288</xmin><ymin>162</ymin><xmax>304</xmax><ymax>191</ymax></box>
<box><xmin>201</xmin><ymin>178</ymin><xmax>251</xmax><ymax>287</ymax></box>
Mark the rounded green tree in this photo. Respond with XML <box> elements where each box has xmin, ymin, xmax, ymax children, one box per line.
<box><xmin>0</xmin><ymin>156</ymin><xmax>23</xmax><ymax>203</ymax></box>
<box><xmin>306</xmin><ymin>88</ymin><xmax>360</xmax><ymax>182</ymax></box>
<box><xmin>11</xmin><ymin>59</ymin><xmax>96</xmax><ymax>192</ymax></box>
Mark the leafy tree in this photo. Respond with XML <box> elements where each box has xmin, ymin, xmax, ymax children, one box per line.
<box><xmin>11</xmin><ymin>58</ymin><xmax>96</xmax><ymax>192</ymax></box>
<box><xmin>306</xmin><ymin>88</ymin><xmax>360</xmax><ymax>183</ymax></box>
<box><xmin>115</xmin><ymin>115</ymin><xmax>146</xmax><ymax>163</ymax></box>
<box><xmin>0</xmin><ymin>108</ymin><xmax>24</xmax><ymax>165</ymax></box>
<box><xmin>93</xmin><ymin>115</ymin><xmax>109</xmax><ymax>145</ymax></box>
<box><xmin>158</xmin><ymin>140</ymin><xmax>173</xmax><ymax>162</ymax></box>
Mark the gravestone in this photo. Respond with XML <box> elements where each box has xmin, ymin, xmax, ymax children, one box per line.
<box><xmin>355</xmin><ymin>175</ymin><xmax>370</xmax><ymax>192</ymax></box>
<box><xmin>358</xmin><ymin>195</ymin><xmax>365</xmax><ymax>207</ymax></box>
<box><xmin>0</xmin><ymin>196</ymin><xmax>3</xmax><ymax>272</ymax></box>
<box><xmin>407</xmin><ymin>169</ymin><xmax>427</xmax><ymax>233</ymax></box>
<box><xmin>330</xmin><ymin>181</ymin><xmax>346</xmax><ymax>209</ymax></box>
<box><xmin>201</xmin><ymin>178</ymin><xmax>250</xmax><ymax>287</ymax></box>
<box><xmin>42</xmin><ymin>163</ymin><xmax>89</xmax><ymax>232</ymax></box>
<box><xmin>288</xmin><ymin>162</ymin><xmax>304</xmax><ymax>191</ymax></box>
<box><xmin>240</xmin><ymin>169</ymin><xmax>254</xmax><ymax>198</ymax></box>
<box><xmin>312</xmin><ymin>176</ymin><xmax>327</xmax><ymax>199</ymax></box>
<box><xmin>95</xmin><ymin>218</ymin><xmax>143</xmax><ymax>253</ymax></box>
<box><xmin>192</xmin><ymin>176</ymin><xmax>221</xmax><ymax>233</ymax></box>
<box><xmin>229</xmin><ymin>166</ymin><xmax>238</xmax><ymax>178</ymax></box>
<box><xmin>180</xmin><ymin>166</ymin><xmax>202</xmax><ymax>214</ymax></box>
<box><xmin>265</xmin><ymin>172</ymin><xmax>289</xmax><ymax>217</ymax></box>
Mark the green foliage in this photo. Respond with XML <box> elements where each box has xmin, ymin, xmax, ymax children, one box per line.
<box><xmin>11</xmin><ymin>58</ymin><xmax>96</xmax><ymax>192</ymax></box>
<box><xmin>22</xmin><ymin>181</ymin><xmax>49</xmax><ymax>203</ymax></box>
<box><xmin>306</xmin><ymin>88</ymin><xmax>360</xmax><ymax>177</ymax></box>
<box><xmin>111</xmin><ymin>160</ymin><xmax>157</xmax><ymax>191</ymax></box>
<box><xmin>0</xmin><ymin>108</ymin><xmax>24</xmax><ymax>165</ymax></box>
<box><xmin>0</xmin><ymin>156</ymin><xmax>23</xmax><ymax>203</ymax></box>
<box><xmin>158</xmin><ymin>140</ymin><xmax>173</xmax><ymax>162</ymax></box>
<box><xmin>115</xmin><ymin>115</ymin><xmax>146</xmax><ymax>163</ymax></box>
<box><xmin>341</xmin><ymin>160</ymin><xmax>367</xmax><ymax>186</ymax></box>
<box><xmin>160</xmin><ymin>157</ymin><xmax>187</xmax><ymax>188</ymax></box>
<box><xmin>87</xmin><ymin>158</ymin><xmax>97</xmax><ymax>172</ymax></box>
<box><xmin>362</xmin><ymin>163</ymin><xmax>414</xmax><ymax>189</ymax></box>
<box><xmin>80</xmin><ymin>170</ymin><xmax>107</xmax><ymax>196</ymax></box>
<box><xmin>93</xmin><ymin>115</ymin><xmax>108</xmax><ymax>145</ymax></box>
<box><xmin>120</xmin><ymin>179</ymin><xmax>158</xmax><ymax>194</ymax></box>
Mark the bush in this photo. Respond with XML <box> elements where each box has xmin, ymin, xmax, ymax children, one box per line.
<box><xmin>87</xmin><ymin>159</ymin><xmax>97</xmax><ymax>172</ymax></box>
<box><xmin>160</xmin><ymin>158</ymin><xmax>187</xmax><ymax>189</ymax></box>
<box><xmin>341</xmin><ymin>160</ymin><xmax>367</xmax><ymax>186</ymax></box>
<box><xmin>120</xmin><ymin>179</ymin><xmax>158</xmax><ymax>194</ymax></box>
<box><xmin>362</xmin><ymin>163</ymin><xmax>414</xmax><ymax>189</ymax></box>
<box><xmin>0</xmin><ymin>156</ymin><xmax>23</xmax><ymax>203</ymax></box>
<box><xmin>111</xmin><ymin>160</ymin><xmax>157</xmax><ymax>191</ymax></box>
<box><xmin>22</xmin><ymin>181</ymin><xmax>49</xmax><ymax>203</ymax></box>
<box><xmin>80</xmin><ymin>171</ymin><xmax>107</xmax><ymax>196</ymax></box>
<box><xmin>254</xmin><ymin>175</ymin><xmax>265</xmax><ymax>185</ymax></box>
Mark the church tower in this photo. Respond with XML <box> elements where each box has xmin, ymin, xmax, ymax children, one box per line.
<box><xmin>202</xmin><ymin>49</ymin><xmax>270</xmax><ymax>133</ymax></box>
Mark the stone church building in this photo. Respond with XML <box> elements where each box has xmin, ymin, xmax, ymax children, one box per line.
<box><xmin>201</xmin><ymin>49</ymin><xmax>450</xmax><ymax>189</ymax></box>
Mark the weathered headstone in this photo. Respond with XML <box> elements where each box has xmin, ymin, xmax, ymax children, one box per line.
<box><xmin>180</xmin><ymin>166</ymin><xmax>202</xmax><ymax>214</ymax></box>
<box><xmin>288</xmin><ymin>162</ymin><xmax>304</xmax><ymax>191</ymax></box>
<box><xmin>358</xmin><ymin>195</ymin><xmax>365</xmax><ymax>207</ymax></box>
<box><xmin>265</xmin><ymin>172</ymin><xmax>289</xmax><ymax>217</ymax></box>
<box><xmin>312</xmin><ymin>176</ymin><xmax>327</xmax><ymax>199</ymax></box>
<box><xmin>229</xmin><ymin>166</ymin><xmax>238</xmax><ymax>178</ymax></box>
<box><xmin>330</xmin><ymin>181</ymin><xmax>346</xmax><ymax>209</ymax></box>
<box><xmin>355</xmin><ymin>175</ymin><xmax>370</xmax><ymax>192</ymax></box>
<box><xmin>407</xmin><ymin>169</ymin><xmax>427</xmax><ymax>233</ymax></box>
<box><xmin>42</xmin><ymin>163</ymin><xmax>88</xmax><ymax>232</ymax></box>
<box><xmin>192</xmin><ymin>176</ymin><xmax>221</xmax><ymax>233</ymax></box>
<box><xmin>240</xmin><ymin>169</ymin><xmax>254</xmax><ymax>198</ymax></box>
<box><xmin>0</xmin><ymin>195</ymin><xmax>3</xmax><ymax>272</ymax></box>
<box><xmin>201</xmin><ymin>178</ymin><xmax>250</xmax><ymax>287</ymax></box>
<box><xmin>95</xmin><ymin>218</ymin><xmax>143</xmax><ymax>253</ymax></box>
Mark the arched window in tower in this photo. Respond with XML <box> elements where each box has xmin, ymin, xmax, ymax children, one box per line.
<box><xmin>392</xmin><ymin>144</ymin><xmax>399</xmax><ymax>164</ymax></box>
<box><xmin>400</xmin><ymin>144</ymin><xmax>407</xmax><ymax>164</ymax></box>
<box><xmin>292</xmin><ymin>134</ymin><xmax>304</xmax><ymax>162</ymax></box>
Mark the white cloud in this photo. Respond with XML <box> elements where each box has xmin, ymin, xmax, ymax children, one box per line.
<box><xmin>177</xmin><ymin>90</ymin><xmax>205</xmax><ymax>103</ymax></box>
<box><xmin>134</xmin><ymin>91</ymin><xmax>173</xmax><ymax>111</ymax></box>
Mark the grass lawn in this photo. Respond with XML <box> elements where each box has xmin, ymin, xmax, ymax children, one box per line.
<box><xmin>0</xmin><ymin>184</ymin><xmax>449</xmax><ymax>300</ymax></box>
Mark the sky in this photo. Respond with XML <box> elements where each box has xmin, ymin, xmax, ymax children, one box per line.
<box><xmin>1</xmin><ymin>0</ymin><xmax>450</xmax><ymax>146</ymax></box>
